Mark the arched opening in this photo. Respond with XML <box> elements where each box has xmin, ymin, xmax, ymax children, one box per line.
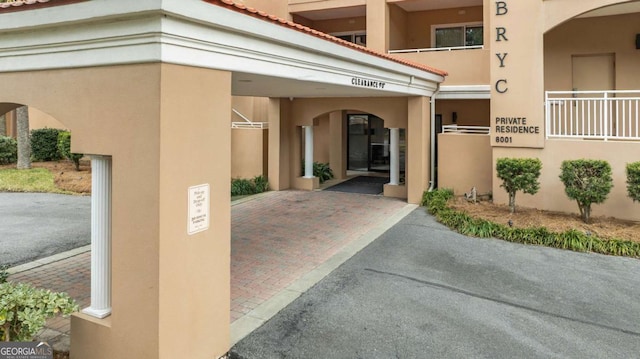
<box><xmin>299</xmin><ymin>108</ymin><xmax>408</xmax><ymax>196</ymax></box>
<box><xmin>1</xmin><ymin>103</ymin><xmax>93</xmax><ymax>352</ymax></box>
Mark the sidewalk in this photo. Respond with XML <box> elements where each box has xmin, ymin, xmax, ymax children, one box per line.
<box><xmin>7</xmin><ymin>190</ymin><xmax>414</xmax><ymax>352</ymax></box>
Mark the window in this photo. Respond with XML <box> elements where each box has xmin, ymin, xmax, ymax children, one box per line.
<box><xmin>432</xmin><ymin>23</ymin><xmax>483</xmax><ymax>48</ymax></box>
<box><xmin>332</xmin><ymin>31</ymin><xmax>366</xmax><ymax>46</ymax></box>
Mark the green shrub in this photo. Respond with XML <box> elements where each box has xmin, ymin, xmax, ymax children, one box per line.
<box><xmin>253</xmin><ymin>175</ymin><xmax>269</xmax><ymax>193</ymax></box>
<box><xmin>420</xmin><ymin>188</ymin><xmax>640</xmax><ymax>258</ymax></box>
<box><xmin>231</xmin><ymin>176</ymin><xmax>269</xmax><ymax>197</ymax></box>
<box><xmin>559</xmin><ymin>159</ymin><xmax>613</xmax><ymax>224</ymax></box>
<box><xmin>496</xmin><ymin>158</ymin><xmax>542</xmax><ymax>213</ymax></box>
<box><xmin>301</xmin><ymin>161</ymin><xmax>335</xmax><ymax>184</ymax></box>
<box><xmin>421</xmin><ymin>188</ymin><xmax>453</xmax><ymax>215</ymax></box>
<box><xmin>57</xmin><ymin>131</ymin><xmax>83</xmax><ymax>171</ymax></box>
<box><xmin>0</xmin><ymin>282</ymin><xmax>79</xmax><ymax>341</ymax></box>
<box><xmin>30</xmin><ymin>128</ymin><xmax>63</xmax><ymax>161</ymax></box>
<box><xmin>0</xmin><ymin>265</ymin><xmax>8</xmax><ymax>284</ymax></box>
<box><xmin>231</xmin><ymin>178</ymin><xmax>254</xmax><ymax>196</ymax></box>
<box><xmin>313</xmin><ymin>162</ymin><xmax>334</xmax><ymax>183</ymax></box>
<box><xmin>0</xmin><ymin>136</ymin><xmax>17</xmax><ymax>164</ymax></box>
<box><xmin>626</xmin><ymin>161</ymin><xmax>640</xmax><ymax>203</ymax></box>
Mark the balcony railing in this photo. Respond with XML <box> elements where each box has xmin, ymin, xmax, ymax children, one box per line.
<box><xmin>388</xmin><ymin>45</ymin><xmax>484</xmax><ymax>54</ymax></box>
<box><xmin>545</xmin><ymin>91</ymin><xmax>640</xmax><ymax>141</ymax></box>
<box><xmin>231</xmin><ymin>108</ymin><xmax>268</xmax><ymax>129</ymax></box>
<box><xmin>442</xmin><ymin>125</ymin><xmax>490</xmax><ymax>134</ymax></box>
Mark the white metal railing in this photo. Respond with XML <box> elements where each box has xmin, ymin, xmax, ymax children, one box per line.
<box><xmin>442</xmin><ymin>125</ymin><xmax>490</xmax><ymax>134</ymax></box>
<box><xmin>388</xmin><ymin>45</ymin><xmax>484</xmax><ymax>54</ymax></box>
<box><xmin>545</xmin><ymin>90</ymin><xmax>640</xmax><ymax>141</ymax></box>
<box><xmin>231</xmin><ymin>108</ymin><xmax>268</xmax><ymax>129</ymax></box>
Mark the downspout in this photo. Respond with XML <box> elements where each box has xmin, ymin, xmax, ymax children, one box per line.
<box><xmin>428</xmin><ymin>84</ymin><xmax>441</xmax><ymax>191</ymax></box>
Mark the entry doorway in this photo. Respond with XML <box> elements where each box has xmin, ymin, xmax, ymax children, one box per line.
<box><xmin>572</xmin><ymin>54</ymin><xmax>615</xmax><ymax>135</ymax></box>
<box><xmin>572</xmin><ymin>54</ymin><xmax>615</xmax><ymax>93</ymax></box>
<box><xmin>347</xmin><ymin>114</ymin><xmax>405</xmax><ymax>174</ymax></box>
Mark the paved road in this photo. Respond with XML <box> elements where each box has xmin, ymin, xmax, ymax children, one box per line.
<box><xmin>231</xmin><ymin>208</ymin><xmax>640</xmax><ymax>359</ymax></box>
<box><xmin>0</xmin><ymin>193</ymin><xmax>90</xmax><ymax>267</ymax></box>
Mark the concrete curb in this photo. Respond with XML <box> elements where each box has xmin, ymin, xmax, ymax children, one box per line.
<box><xmin>230</xmin><ymin>203</ymin><xmax>419</xmax><ymax>346</ymax></box>
<box><xmin>7</xmin><ymin>245</ymin><xmax>91</xmax><ymax>275</ymax></box>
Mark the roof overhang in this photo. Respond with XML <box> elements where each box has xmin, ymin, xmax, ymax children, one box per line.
<box><xmin>0</xmin><ymin>0</ymin><xmax>445</xmax><ymax>98</ymax></box>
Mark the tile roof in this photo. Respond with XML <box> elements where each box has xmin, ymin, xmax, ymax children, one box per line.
<box><xmin>0</xmin><ymin>0</ymin><xmax>86</xmax><ymax>13</ymax></box>
<box><xmin>206</xmin><ymin>0</ymin><xmax>448</xmax><ymax>78</ymax></box>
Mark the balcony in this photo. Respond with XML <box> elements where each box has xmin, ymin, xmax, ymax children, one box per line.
<box><xmin>390</xmin><ymin>47</ymin><xmax>489</xmax><ymax>86</ymax></box>
<box><xmin>545</xmin><ymin>90</ymin><xmax>640</xmax><ymax>141</ymax></box>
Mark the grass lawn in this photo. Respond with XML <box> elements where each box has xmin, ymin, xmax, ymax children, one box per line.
<box><xmin>0</xmin><ymin>167</ymin><xmax>72</xmax><ymax>194</ymax></box>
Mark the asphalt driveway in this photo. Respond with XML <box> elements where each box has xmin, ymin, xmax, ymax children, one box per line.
<box><xmin>231</xmin><ymin>208</ymin><xmax>640</xmax><ymax>358</ymax></box>
<box><xmin>0</xmin><ymin>193</ymin><xmax>90</xmax><ymax>267</ymax></box>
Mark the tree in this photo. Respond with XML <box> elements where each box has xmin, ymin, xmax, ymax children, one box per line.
<box><xmin>559</xmin><ymin>159</ymin><xmax>613</xmax><ymax>224</ymax></box>
<box><xmin>496</xmin><ymin>158</ymin><xmax>542</xmax><ymax>213</ymax></box>
<box><xmin>15</xmin><ymin>106</ymin><xmax>31</xmax><ymax>170</ymax></box>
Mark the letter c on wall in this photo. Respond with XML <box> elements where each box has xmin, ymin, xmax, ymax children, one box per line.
<box><xmin>496</xmin><ymin>79</ymin><xmax>508</xmax><ymax>94</ymax></box>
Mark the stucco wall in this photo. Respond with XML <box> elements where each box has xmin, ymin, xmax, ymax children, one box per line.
<box><xmin>313</xmin><ymin>113</ymin><xmax>331</xmax><ymax>164</ymax></box>
<box><xmin>404</xmin><ymin>6</ymin><xmax>484</xmax><ymax>50</ymax></box>
<box><xmin>29</xmin><ymin>107</ymin><xmax>67</xmax><ymax>131</ymax></box>
<box><xmin>438</xmin><ymin>133</ymin><xmax>492</xmax><ymax>195</ymax></box>
<box><xmin>231</xmin><ymin>129</ymin><xmax>268</xmax><ymax>179</ymax></box>
<box><xmin>436</xmin><ymin>99</ymin><xmax>490</xmax><ymax>126</ymax></box>
<box><xmin>544</xmin><ymin>12</ymin><xmax>640</xmax><ymax>91</ymax></box>
<box><xmin>493</xmin><ymin>140</ymin><xmax>640</xmax><ymax>222</ymax></box>
<box><xmin>393</xmin><ymin>49</ymin><xmax>490</xmax><ymax>86</ymax></box>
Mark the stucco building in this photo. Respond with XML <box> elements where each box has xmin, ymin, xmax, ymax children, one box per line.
<box><xmin>0</xmin><ymin>0</ymin><xmax>639</xmax><ymax>358</ymax></box>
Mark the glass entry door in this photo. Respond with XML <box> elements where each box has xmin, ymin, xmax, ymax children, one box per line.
<box><xmin>348</xmin><ymin>115</ymin><xmax>390</xmax><ymax>172</ymax></box>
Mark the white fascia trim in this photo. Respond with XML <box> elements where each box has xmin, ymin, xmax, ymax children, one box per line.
<box><xmin>0</xmin><ymin>0</ymin><xmax>162</xmax><ymax>31</ymax></box>
<box><xmin>159</xmin><ymin>17</ymin><xmax>440</xmax><ymax>96</ymax></box>
<box><xmin>0</xmin><ymin>0</ymin><xmax>444</xmax><ymax>97</ymax></box>
<box><xmin>437</xmin><ymin>85</ymin><xmax>491</xmax><ymax>99</ymax></box>
<box><xmin>159</xmin><ymin>0</ymin><xmax>444</xmax><ymax>96</ymax></box>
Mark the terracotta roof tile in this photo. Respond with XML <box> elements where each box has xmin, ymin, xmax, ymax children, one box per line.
<box><xmin>0</xmin><ymin>0</ymin><xmax>86</xmax><ymax>13</ymax></box>
<box><xmin>206</xmin><ymin>0</ymin><xmax>448</xmax><ymax>78</ymax></box>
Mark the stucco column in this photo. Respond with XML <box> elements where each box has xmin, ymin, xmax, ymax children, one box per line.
<box><xmin>407</xmin><ymin>97</ymin><xmax>431</xmax><ymax>204</ymax></box>
<box><xmin>389</xmin><ymin>128</ymin><xmax>400</xmax><ymax>185</ymax></box>
<box><xmin>329</xmin><ymin>111</ymin><xmax>347</xmax><ymax>179</ymax></box>
<box><xmin>268</xmin><ymin>98</ymin><xmax>291</xmax><ymax>190</ymax></box>
<box><xmin>366</xmin><ymin>0</ymin><xmax>388</xmax><ymax>52</ymax></box>
<box><xmin>303</xmin><ymin>125</ymin><xmax>314</xmax><ymax>178</ymax></box>
<box><xmin>82</xmin><ymin>155</ymin><xmax>112</xmax><ymax>319</ymax></box>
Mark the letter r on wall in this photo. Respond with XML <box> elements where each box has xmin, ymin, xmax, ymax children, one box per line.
<box><xmin>496</xmin><ymin>27</ymin><xmax>508</xmax><ymax>41</ymax></box>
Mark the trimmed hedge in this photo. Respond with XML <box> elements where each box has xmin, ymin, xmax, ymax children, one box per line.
<box><xmin>627</xmin><ymin>161</ymin><xmax>640</xmax><ymax>203</ymax></box>
<box><xmin>421</xmin><ymin>188</ymin><xmax>640</xmax><ymax>258</ymax></box>
<box><xmin>31</xmin><ymin>128</ymin><xmax>63</xmax><ymax>161</ymax></box>
<box><xmin>496</xmin><ymin>157</ymin><xmax>542</xmax><ymax>213</ymax></box>
<box><xmin>231</xmin><ymin>175</ymin><xmax>269</xmax><ymax>196</ymax></box>
<box><xmin>559</xmin><ymin>159</ymin><xmax>613</xmax><ymax>224</ymax></box>
<box><xmin>0</xmin><ymin>136</ymin><xmax>17</xmax><ymax>164</ymax></box>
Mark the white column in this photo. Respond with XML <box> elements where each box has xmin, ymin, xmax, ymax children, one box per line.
<box><xmin>303</xmin><ymin>126</ymin><xmax>314</xmax><ymax>178</ymax></box>
<box><xmin>83</xmin><ymin>155</ymin><xmax>112</xmax><ymax>319</ymax></box>
<box><xmin>389</xmin><ymin>128</ymin><xmax>400</xmax><ymax>185</ymax></box>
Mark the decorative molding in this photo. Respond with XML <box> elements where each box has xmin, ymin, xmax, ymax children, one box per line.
<box><xmin>0</xmin><ymin>0</ymin><xmax>444</xmax><ymax>98</ymax></box>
